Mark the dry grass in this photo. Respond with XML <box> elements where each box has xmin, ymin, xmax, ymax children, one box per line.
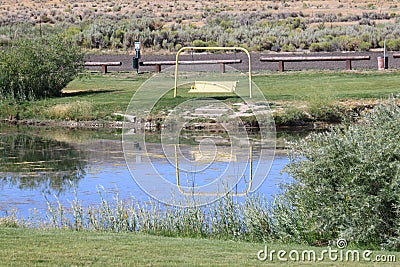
<box><xmin>46</xmin><ymin>101</ymin><xmax>94</xmax><ymax>121</ymax></box>
<box><xmin>2</xmin><ymin>0</ymin><xmax>400</xmax><ymax>27</ymax></box>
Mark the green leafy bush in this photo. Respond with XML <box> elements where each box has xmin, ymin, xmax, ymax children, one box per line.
<box><xmin>307</xmin><ymin>94</ymin><xmax>342</xmax><ymax>123</ymax></box>
<box><xmin>0</xmin><ymin>210</ymin><xmax>18</xmax><ymax>228</ymax></box>
<box><xmin>309</xmin><ymin>42</ymin><xmax>332</xmax><ymax>52</ymax></box>
<box><xmin>281</xmin><ymin>43</ymin><xmax>296</xmax><ymax>52</ymax></box>
<box><xmin>274</xmin><ymin>106</ymin><xmax>309</xmax><ymax>126</ymax></box>
<box><xmin>0</xmin><ymin>35</ymin><xmax>83</xmax><ymax>101</ymax></box>
<box><xmin>192</xmin><ymin>39</ymin><xmax>208</xmax><ymax>47</ymax></box>
<box><xmin>279</xmin><ymin>99</ymin><xmax>400</xmax><ymax>248</ymax></box>
<box><xmin>385</xmin><ymin>38</ymin><xmax>400</xmax><ymax>51</ymax></box>
<box><xmin>358</xmin><ymin>40</ymin><xmax>372</xmax><ymax>51</ymax></box>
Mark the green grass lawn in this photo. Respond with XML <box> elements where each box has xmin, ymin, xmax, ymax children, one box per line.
<box><xmin>1</xmin><ymin>227</ymin><xmax>398</xmax><ymax>266</ymax></box>
<box><xmin>2</xmin><ymin>70</ymin><xmax>400</xmax><ymax>122</ymax></box>
<box><xmin>64</xmin><ymin>70</ymin><xmax>400</xmax><ymax>105</ymax></box>
<box><xmin>253</xmin><ymin>71</ymin><xmax>400</xmax><ymax>100</ymax></box>
<box><xmin>0</xmin><ymin>73</ymin><xmax>147</xmax><ymax>122</ymax></box>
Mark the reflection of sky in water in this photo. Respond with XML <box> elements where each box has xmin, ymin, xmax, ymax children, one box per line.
<box><xmin>0</xmin><ymin>138</ymin><xmax>291</xmax><ymax>218</ymax></box>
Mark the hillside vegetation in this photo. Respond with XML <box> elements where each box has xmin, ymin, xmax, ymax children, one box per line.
<box><xmin>2</xmin><ymin>1</ymin><xmax>400</xmax><ymax>53</ymax></box>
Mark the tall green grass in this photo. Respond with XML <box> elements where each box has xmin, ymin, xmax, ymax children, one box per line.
<box><xmin>1</xmin><ymin>181</ymin><xmax>398</xmax><ymax>251</ymax></box>
<box><xmin>36</xmin><ymin>190</ymin><xmax>273</xmax><ymax>243</ymax></box>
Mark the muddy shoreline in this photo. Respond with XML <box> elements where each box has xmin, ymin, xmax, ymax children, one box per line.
<box><xmin>2</xmin><ymin>98</ymin><xmax>377</xmax><ymax>131</ymax></box>
<box><xmin>0</xmin><ymin>118</ymin><xmax>333</xmax><ymax>132</ymax></box>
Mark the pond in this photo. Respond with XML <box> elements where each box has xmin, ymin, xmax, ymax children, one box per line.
<box><xmin>0</xmin><ymin>125</ymin><xmax>302</xmax><ymax>218</ymax></box>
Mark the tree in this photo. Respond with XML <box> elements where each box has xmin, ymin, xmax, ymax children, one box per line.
<box><xmin>278</xmin><ymin>99</ymin><xmax>400</xmax><ymax>248</ymax></box>
<box><xmin>0</xmin><ymin>35</ymin><xmax>83</xmax><ymax>101</ymax></box>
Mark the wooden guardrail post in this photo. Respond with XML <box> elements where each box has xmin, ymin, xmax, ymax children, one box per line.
<box><xmin>278</xmin><ymin>61</ymin><xmax>284</xmax><ymax>72</ymax></box>
<box><xmin>346</xmin><ymin>59</ymin><xmax>352</xmax><ymax>70</ymax></box>
<box><xmin>260</xmin><ymin>56</ymin><xmax>370</xmax><ymax>72</ymax></box>
<box><xmin>220</xmin><ymin>63</ymin><xmax>226</xmax><ymax>73</ymax></box>
<box><xmin>84</xmin><ymin>62</ymin><xmax>122</xmax><ymax>74</ymax></box>
<box><xmin>140</xmin><ymin>59</ymin><xmax>242</xmax><ymax>74</ymax></box>
<box><xmin>155</xmin><ymin>64</ymin><xmax>162</xmax><ymax>73</ymax></box>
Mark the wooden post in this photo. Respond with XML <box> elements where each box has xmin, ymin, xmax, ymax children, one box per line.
<box><xmin>155</xmin><ymin>64</ymin><xmax>162</xmax><ymax>73</ymax></box>
<box><xmin>346</xmin><ymin>59</ymin><xmax>352</xmax><ymax>70</ymax></box>
<box><xmin>278</xmin><ymin>60</ymin><xmax>285</xmax><ymax>72</ymax></box>
<box><xmin>102</xmin><ymin>64</ymin><xmax>107</xmax><ymax>74</ymax></box>
<box><xmin>219</xmin><ymin>63</ymin><xmax>226</xmax><ymax>73</ymax></box>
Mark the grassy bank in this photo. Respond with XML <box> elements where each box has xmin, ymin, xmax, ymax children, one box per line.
<box><xmin>1</xmin><ymin>227</ymin><xmax>398</xmax><ymax>266</ymax></box>
<box><xmin>253</xmin><ymin>71</ymin><xmax>400</xmax><ymax>100</ymax></box>
<box><xmin>1</xmin><ymin>70</ymin><xmax>400</xmax><ymax>124</ymax></box>
<box><xmin>0</xmin><ymin>227</ymin><xmax>260</xmax><ymax>266</ymax></box>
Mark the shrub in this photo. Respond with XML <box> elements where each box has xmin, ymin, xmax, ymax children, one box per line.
<box><xmin>358</xmin><ymin>41</ymin><xmax>372</xmax><ymax>51</ymax></box>
<box><xmin>307</xmin><ymin>94</ymin><xmax>342</xmax><ymax>123</ymax></box>
<box><xmin>0</xmin><ymin>35</ymin><xmax>83</xmax><ymax>101</ymax></box>
<box><xmin>274</xmin><ymin>106</ymin><xmax>309</xmax><ymax>126</ymax></box>
<box><xmin>385</xmin><ymin>38</ymin><xmax>400</xmax><ymax>51</ymax></box>
<box><xmin>280</xmin><ymin>99</ymin><xmax>400</xmax><ymax>247</ymax></box>
<box><xmin>309</xmin><ymin>42</ymin><xmax>332</xmax><ymax>52</ymax></box>
<box><xmin>175</xmin><ymin>43</ymin><xmax>182</xmax><ymax>51</ymax></box>
<box><xmin>0</xmin><ymin>210</ymin><xmax>18</xmax><ymax>228</ymax></box>
<box><xmin>192</xmin><ymin>39</ymin><xmax>207</xmax><ymax>47</ymax></box>
<box><xmin>281</xmin><ymin>43</ymin><xmax>296</xmax><ymax>52</ymax></box>
<box><xmin>309</xmin><ymin>42</ymin><xmax>322</xmax><ymax>52</ymax></box>
<box><xmin>3</xmin><ymin>12</ymin><xmax>400</xmax><ymax>52</ymax></box>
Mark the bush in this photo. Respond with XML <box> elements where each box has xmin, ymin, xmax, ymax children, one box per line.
<box><xmin>385</xmin><ymin>38</ymin><xmax>400</xmax><ymax>51</ymax></box>
<box><xmin>309</xmin><ymin>42</ymin><xmax>321</xmax><ymax>52</ymax></box>
<box><xmin>279</xmin><ymin>99</ymin><xmax>400</xmax><ymax>247</ymax></box>
<box><xmin>274</xmin><ymin>106</ymin><xmax>309</xmax><ymax>126</ymax></box>
<box><xmin>281</xmin><ymin>43</ymin><xmax>296</xmax><ymax>52</ymax></box>
<box><xmin>0</xmin><ymin>211</ymin><xmax>18</xmax><ymax>228</ymax></box>
<box><xmin>309</xmin><ymin>42</ymin><xmax>332</xmax><ymax>52</ymax></box>
<box><xmin>0</xmin><ymin>35</ymin><xmax>83</xmax><ymax>101</ymax></box>
<box><xmin>307</xmin><ymin>94</ymin><xmax>342</xmax><ymax>123</ymax></box>
<box><xmin>192</xmin><ymin>39</ymin><xmax>207</xmax><ymax>47</ymax></box>
<box><xmin>358</xmin><ymin>41</ymin><xmax>372</xmax><ymax>51</ymax></box>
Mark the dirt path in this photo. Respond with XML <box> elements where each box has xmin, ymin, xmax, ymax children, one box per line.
<box><xmin>85</xmin><ymin>51</ymin><xmax>399</xmax><ymax>73</ymax></box>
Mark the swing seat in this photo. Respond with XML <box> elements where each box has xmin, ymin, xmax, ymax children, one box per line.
<box><xmin>190</xmin><ymin>151</ymin><xmax>237</xmax><ymax>162</ymax></box>
<box><xmin>188</xmin><ymin>81</ymin><xmax>238</xmax><ymax>93</ymax></box>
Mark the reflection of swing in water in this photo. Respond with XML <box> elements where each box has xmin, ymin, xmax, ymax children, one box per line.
<box><xmin>175</xmin><ymin>145</ymin><xmax>253</xmax><ymax>196</ymax></box>
<box><xmin>172</xmin><ymin>47</ymin><xmax>255</xmax><ymax>196</ymax></box>
<box><xmin>189</xmin><ymin>147</ymin><xmax>237</xmax><ymax>162</ymax></box>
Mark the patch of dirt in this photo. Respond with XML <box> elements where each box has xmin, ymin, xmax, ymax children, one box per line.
<box><xmin>85</xmin><ymin>51</ymin><xmax>400</xmax><ymax>74</ymax></box>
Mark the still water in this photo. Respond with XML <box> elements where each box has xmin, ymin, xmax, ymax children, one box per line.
<box><xmin>0</xmin><ymin>126</ymin><xmax>294</xmax><ymax>218</ymax></box>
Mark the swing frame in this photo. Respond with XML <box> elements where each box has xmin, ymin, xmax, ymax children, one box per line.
<box><xmin>173</xmin><ymin>47</ymin><xmax>252</xmax><ymax>98</ymax></box>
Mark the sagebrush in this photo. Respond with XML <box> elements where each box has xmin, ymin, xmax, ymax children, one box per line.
<box><xmin>281</xmin><ymin>98</ymin><xmax>400</xmax><ymax>249</ymax></box>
